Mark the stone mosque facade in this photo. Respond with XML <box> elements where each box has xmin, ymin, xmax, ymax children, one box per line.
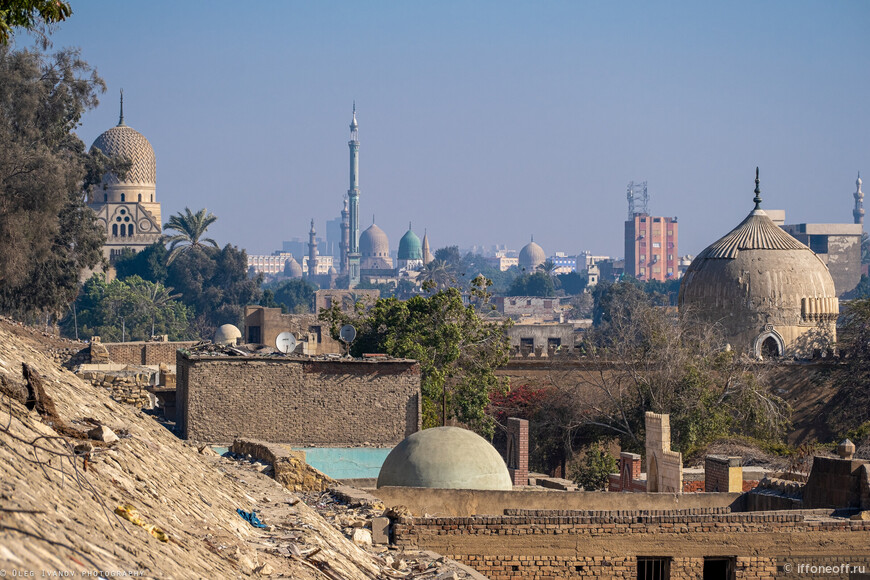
<box><xmin>679</xmin><ymin>170</ymin><xmax>839</xmax><ymax>359</ymax></box>
<box><xmin>87</xmin><ymin>93</ymin><xmax>163</xmax><ymax>263</ymax></box>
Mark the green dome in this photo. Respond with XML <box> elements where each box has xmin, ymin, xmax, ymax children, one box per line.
<box><xmin>398</xmin><ymin>227</ymin><xmax>423</xmax><ymax>260</ymax></box>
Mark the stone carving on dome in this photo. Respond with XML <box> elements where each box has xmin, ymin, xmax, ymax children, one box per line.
<box><xmin>91</xmin><ymin>126</ymin><xmax>157</xmax><ymax>185</ymax></box>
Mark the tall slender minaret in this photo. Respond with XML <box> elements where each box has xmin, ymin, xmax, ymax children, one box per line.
<box><xmin>340</xmin><ymin>197</ymin><xmax>350</xmax><ymax>275</ymax></box>
<box><xmin>854</xmin><ymin>172</ymin><xmax>864</xmax><ymax>225</ymax></box>
<box><xmin>308</xmin><ymin>218</ymin><xmax>318</xmax><ymax>276</ymax></box>
<box><xmin>422</xmin><ymin>229</ymin><xmax>432</xmax><ymax>265</ymax></box>
<box><xmin>347</xmin><ymin>103</ymin><xmax>361</xmax><ymax>287</ymax></box>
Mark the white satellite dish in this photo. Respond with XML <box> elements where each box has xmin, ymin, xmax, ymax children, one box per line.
<box><xmin>339</xmin><ymin>324</ymin><xmax>357</xmax><ymax>344</ymax></box>
<box><xmin>276</xmin><ymin>331</ymin><xmax>297</xmax><ymax>354</ymax></box>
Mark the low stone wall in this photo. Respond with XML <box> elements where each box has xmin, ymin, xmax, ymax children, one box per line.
<box><xmin>369</xmin><ymin>487</ymin><xmax>743</xmax><ymax>517</ymax></box>
<box><xmin>76</xmin><ymin>366</ymin><xmax>156</xmax><ymax>408</ymax></box>
<box><xmin>231</xmin><ymin>438</ymin><xmax>335</xmax><ymax>492</ymax></box>
<box><xmin>91</xmin><ymin>340</ymin><xmax>198</xmax><ymax>366</ymax></box>
<box><xmin>392</xmin><ymin>509</ymin><xmax>870</xmax><ymax>579</ymax></box>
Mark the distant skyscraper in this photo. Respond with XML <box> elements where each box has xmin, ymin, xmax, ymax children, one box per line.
<box><xmin>325</xmin><ymin>215</ymin><xmax>342</xmax><ymax>260</ymax></box>
<box><xmin>625</xmin><ymin>215</ymin><xmax>678</xmax><ymax>282</ymax></box>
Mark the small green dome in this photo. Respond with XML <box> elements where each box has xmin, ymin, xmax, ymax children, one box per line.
<box><xmin>398</xmin><ymin>227</ymin><xmax>422</xmax><ymax>260</ymax></box>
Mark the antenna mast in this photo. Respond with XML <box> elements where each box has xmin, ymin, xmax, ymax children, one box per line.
<box><xmin>626</xmin><ymin>181</ymin><xmax>649</xmax><ymax>219</ymax></box>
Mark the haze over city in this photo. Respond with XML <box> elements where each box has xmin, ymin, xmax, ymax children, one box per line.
<box><xmin>38</xmin><ymin>0</ymin><xmax>870</xmax><ymax>258</ymax></box>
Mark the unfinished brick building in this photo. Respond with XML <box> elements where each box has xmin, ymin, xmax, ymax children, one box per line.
<box><xmin>176</xmin><ymin>352</ymin><xmax>420</xmax><ymax>446</ymax></box>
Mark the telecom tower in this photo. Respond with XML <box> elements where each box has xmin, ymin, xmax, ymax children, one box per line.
<box><xmin>627</xmin><ymin>181</ymin><xmax>649</xmax><ymax>219</ymax></box>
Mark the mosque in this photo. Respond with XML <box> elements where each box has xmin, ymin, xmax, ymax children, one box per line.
<box><xmin>87</xmin><ymin>92</ymin><xmax>163</xmax><ymax>263</ymax></box>
<box><xmin>679</xmin><ymin>169</ymin><xmax>839</xmax><ymax>359</ymax></box>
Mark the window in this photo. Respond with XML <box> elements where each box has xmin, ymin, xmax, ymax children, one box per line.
<box><xmin>520</xmin><ymin>337</ymin><xmax>534</xmax><ymax>354</ymax></box>
<box><xmin>128</xmin><ymin>224</ymin><xmax>134</xmax><ymax>236</ymax></box>
<box><xmin>640</xmin><ymin>267</ymin><xmax>646</xmax><ymax>274</ymax></box>
<box><xmin>247</xmin><ymin>326</ymin><xmax>261</xmax><ymax>345</ymax></box>
<box><xmin>138</xmin><ymin>193</ymin><xmax>142</xmax><ymax>201</ymax></box>
<box><xmin>652</xmin><ymin>242</ymin><xmax>661</xmax><ymax>248</ymax></box>
<box><xmin>112</xmin><ymin>224</ymin><xmax>118</xmax><ymax>236</ymax></box>
<box><xmin>809</xmin><ymin>235</ymin><xmax>828</xmax><ymax>254</ymax></box>
<box><xmin>547</xmin><ymin>337</ymin><xmax>561</xmax><ymax>351</ymax></box>
<box><xmin>668</xmin><ymin>230</ymin><xmax>673</xmax><ymax>236</ymax></box>
<box><xmin>668</xmin><ymin>254</ymin><xmax>673</xmax><ymax>261</ymax></box>
<box><xmin>120</xmin><ymin>193</ymin><xmax>125</xmax><ymax>202</ymax></box>
<box><xmin>526</xmin><ymin>300</ymin><xmax>532</xmax><ymax>306</ymax></box>
<box><xmin>104</xmin><ymin>193</ymin><xmax>108</xmax><ymax>202</ymax></box>
<box><xmin>637</xmin><ymin>557</ymin><xmax>671</xmax><ymax>580</ymax></box>
<box><xmin>703</xmin><ymin>557</ymin><xmax>735</xmax><ymax>580</ymax></box>
<box><xmin>640</xmin><ymin>255</ymin><xmax>646</xmax><ymax>262</ymax></box>
<box><xmin>653</xmin><ymin>266</ymin><xmax>661</xmax><ymax>273</ymax></box>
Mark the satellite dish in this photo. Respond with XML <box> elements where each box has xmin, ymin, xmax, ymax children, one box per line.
<box><xmin>275</xmin><ymin>332</ymin><xmax>297</xmax><ymax>354</ymax></box>
<box><xmin>339</xmin><ymin>324</ymin><xmax>357</xmax><ymax>344</ymax></box>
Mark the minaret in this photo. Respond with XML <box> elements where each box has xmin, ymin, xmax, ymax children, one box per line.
<box><xmin>308</xmin><ymin>218</ymin><xmax>318</xmax><ymax>277</ymax></box>
<box><xmin>340</xmin><ymin>197</ymin><xmax>350</xmax><ymax>274</ymax></box>
<box><xmin>422</xmin><ymin>229</ymin><xmax>432</xmax><ymax>265</ymax></box>
<box><xmin>347</xmin><ymin>103</ymin><xmax>361</xmax><ymax>287</ymax></box>
<box><xmin>854</xmin><ymin>172</ymin><xmax>864</xmax><ymax>225</ymax></box>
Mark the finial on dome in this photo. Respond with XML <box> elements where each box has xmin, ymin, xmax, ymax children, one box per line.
<box><xmin>118</xmin><ymin>89</ymin><xmax>126</xmax><ymax>126</ymax></box>
<box><xmin>753</xmin><ymin>167</ymin><xmax>762</xmax><ymax>210</ymax></box>
<box><xmin>859</xmin><ymin>171</ymin><xmax>863</xmax><ymax>188</ymax></box>
<box><xmin>409</xmin><ymin>221</ymin><xmax>412</xmax><ymax>231</ymax></box>
<box><xmin>372</xmin><ymin>214</ymin><xmax>375</xmax><ymax>224</ymax></box>
<box><xmin>531</xmin><ymin>235</ymin><xmax>534</xmax><ymax>243</ymax></box>
<box><xmin>350</xmin><ymin>102</ymin><xmax>358</xmax><ymax>131</ymax></box>
<box><xmin>310</xmin><ymin>218</ymin><xmax>315</xmax><ymax>233</ymax></box>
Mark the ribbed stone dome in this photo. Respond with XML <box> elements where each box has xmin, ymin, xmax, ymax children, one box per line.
<box><xmin>90</xmin><ymin>124</ymin><xmax>156</xmax><ymax>185</ymax></box>
<box><xmin>377</xmin><ymin>427</ymin><xmax>512</xmax><ymax>490</ymax></box>
<box><xmin>360</xmin><ymin>224</ymin><xmax>390</xmax><ymax>258</ymax></box>
<box><xmin>679</xmin><ymin>182</ymin><xmax>838</xmax><ymax>357</ymax></box>
<box><xmin>398</xmin><ymin>228</ymin><xmax>422</xmax><ymax>260</ymax></box>
<box><xmin>285</xmin><ymin>257</ymin><xmax>303</xmax><ymax>278</ymax></box>
<box><xmin>518</xmin><ymin>240</ymin><xmax>546</xmax><ymax>271</ymax></box>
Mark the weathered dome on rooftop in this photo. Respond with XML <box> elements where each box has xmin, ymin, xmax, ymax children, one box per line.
<box><xmin>285</xmin><ymin>257</ymin><xmax>303</xmax><ymax>278</ymax></box>
<box><xmin>398</xmin><ymin>227</ymin><xmax>422</xmax><ymax>260</ymax></box>
<box><xmin>360</xmin><ymin>224</ymin><xmax>390</xmax><ymax>258</ymax></box>
<box><xmin>213</xmin><ymin>324</ymin><xmax>242</xmax><ymax>346</ymax></box>
<box><xmin>91</xmin><ymin>124</ymin><xmax>156</xmax><ymax>186</ymax></box>
<box><xmin>377</xmin><ymin>427</ymin><xmax>513</xmax><ymax>490</ymax></box>
<box><xmin>518</xmin><ymin>239</ymin><xmax>546</xmax><ymax>271</ymax></box>
<box><xmin>678</xmin><ymin>170</ymin><xmax>838</xmax><ymax>358</ymax></box>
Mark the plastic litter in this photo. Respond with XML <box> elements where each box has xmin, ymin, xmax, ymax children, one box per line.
<box><xmin>237</xmin><ymin>508</ymin><xmax>267</xmax><ymax>528</ymax></box>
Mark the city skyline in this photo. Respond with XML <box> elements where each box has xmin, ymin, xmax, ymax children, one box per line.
<box><xmin>24</xmin><ymin>0</ymin><xmax>870</xmax><ymax>258</ymax></box>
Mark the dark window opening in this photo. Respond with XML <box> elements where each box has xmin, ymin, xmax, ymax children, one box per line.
<box><xmin>547</xmin><ymin>337</ymin><xmax>561</xmax><ymax>353</ymax></box>
<box><xmin>128</xmin><ymin>224</ymin><xmax>134</xmax><ymax>236</ymax></box>
<box><xmin>103</xmin><ymin>193</ymin><xmax>107</xmax><ymax>202</ymax></box>
<box><xmin>520</xmin><ymin>337</ymin><xmax>534</xmax><ymax>355</ymax></box>
<box><xmin>309</xmin><ymin>325</ymin><xmax>322</xmax><ymax>343</ymax></box>
<box><xmin>637</xmin><ymin>557</ymin><xmax>670</xmax><ymax>580</ymax></box>
<box><xmin>120</xmin><ymin>193</ymin><xmax>125</xmax><ymax>202</ymax></box>
<box><xmin>809</xmin><ymin>235</ymin><xmax>829</xmax><ymax>254</ymax></box>
<box><xmin>762</xmin><ymin>337</ymin><xmax>780</xmax><ymax>359</ymax></box>
<box><xmin>247</xmin><ymin>326</ymin><xmax>261</xmax><ymax>345</ymax></box>
<box><xmin>703</xmin><ymin>557</ymin><xmax>735</xmax><ymax>580</ymax></box>
<box><xmin>112</xmin><ymin>224</ymin><xmax>118</xmax><ymax>237</ymax></box>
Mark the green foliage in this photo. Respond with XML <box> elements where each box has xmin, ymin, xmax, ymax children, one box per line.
<box><xmin>163</xmin><ymin>207</ymin><xmax>219</xmax><ymax>264</ymax></box>
<box><xmin>262</xmin><ymin>278</ymin><xmax>316</xmax><ymax>314</ymax></box>
<box><xmin>569</xmin><ymin>444</ymin><xmax>618</xmax><ymax>491</ymax></box>
<box><xmin>113</xmin><ymin>242</ymin><xmax>169</xmax><ymax>283</ymax></box>
<box><xmin>556</xmin><ymin>271</ymin><xmax>587</xmax><ymax>295</ymax></box>
<box><xmin>433</xmin><ymin>245</ymin><xmax>463</xmax><ymax>267</ymax></box>
<box><xmin>64</xmin><ymin>275</ymin><xmax>190</xmax><ymax>341</ymax></box>
<box><xmin>0</xmin><ymin>0</ymin><xmax>72</xmax><ymax>44</ymax></box>
<box><xmin>0</xmin><ymin>44</ymin><xmax>114</xmax><ymax>320</ymax></box>
<box><xmin>164</xmin><ymin>243</ymin><xmax>261</xmax><ymax>338</ymax></box>
<box><xmin>321</xmin><ymin>278</ymin><xmax>512</xmax><ymax>437</ymax></box>
<box><xmin>507</xmin><ymin>271</ymin><xmax>555</xmax><ymax>297</ymax></box>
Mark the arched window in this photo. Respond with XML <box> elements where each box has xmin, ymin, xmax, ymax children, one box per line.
<box><xmin>112</xmin><ymin>224</ymin><xmax>118</xmax><ymax>237</ymax></box>
<box><xmin>104</xmin><ymin>193</ymin><xmax>108</xmax><ymax>202</ymax></box>
<box><xmin>138</xmin><ymin>193</ymin><xmax>142</xmax><ymax>202</ymax></box>
<box><xmin>762</xmin><ymin>337</ymin><xmax>780</xmax><ymax>359</ymax></box>
<box><xmin>151</xmin><ymin>194</ymin><xmax>154</xmax><ymax>202</ymax></box>
<box><xmin>127</xmin><ymin>224</ymin><xmax>134</xmax><ymax>237</ymax></box>
<box><xmin>119</xmin><ymin>225</ymin><xmax>125</xmax><ymax>237</ymax></box>
<box><xmin>120</xmin><ymin>193</ymin><xmax>125</xmax><ymax>202</ymax></box>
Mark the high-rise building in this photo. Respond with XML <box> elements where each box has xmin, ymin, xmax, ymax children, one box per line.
<box><xmin>624</xmin><ymin>215</ymin><xmax>679</xmax><ymax>281</ymax></box>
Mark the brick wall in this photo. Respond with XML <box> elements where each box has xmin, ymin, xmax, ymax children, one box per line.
<box><xmin>176</xmin><ymin>354</ymin><xmax>421</xmax><ymax>445</ymax></box>
<box><xmin>392</xmin><ymin>509</ymin><xmax>870</xmax><ymax>579</ymax></box>
<box><xmin>95</xmin><ymin>341</ymin><xmax>197</xmax><ymax>366</ymax></box>
<box><xmin>705</xmin><ymin>455</ymin><xmax>743</xmax><ymax>493</ymax></box>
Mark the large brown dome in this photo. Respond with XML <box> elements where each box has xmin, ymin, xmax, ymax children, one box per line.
<box><xmin>678</xmin><ymin>173</ymin><xmax>838</xmax><ymax>357</ymax></box>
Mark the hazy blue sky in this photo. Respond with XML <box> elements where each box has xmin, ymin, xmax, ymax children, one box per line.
<box><xmin>25</xmin><ymin>1</ymin><xmax>870</xmax><ymax>258</ymax></box>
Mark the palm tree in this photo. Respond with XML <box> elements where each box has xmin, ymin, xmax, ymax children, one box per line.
<box><xmin>421</xmin><ymin>259</ymin><xmax>455</xmax><ymax>291</ymax></box>
<box><xmin>163</xmin><ymin>207</ymin><xmax>219</xmax><ymax>264</ymax></box>
<box><xmin>537</xmin><ymin>259</ymin><xmax>557</xmax><ymax>276</ymax></box>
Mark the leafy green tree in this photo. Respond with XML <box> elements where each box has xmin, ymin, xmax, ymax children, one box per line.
<box><xmin>321</xmin><ymin>277</ymin><xmax>512</xmax><ymax>437</ymax></box>
<box><xmin>263</xmin><ymin>278</ymin><xmax>316</xmax><ymax>314</ymax></box>
<box><xmin>113</xmin><ymin>242</ymin><xmax>169</xmax><ymax>283</ymax></box>
<box><xmin>165</xmin><ymin>243</ymin><xmax>261</xmax><ymax>337</ymax></box>
<box><xmin>0</xmin><ymin>44</ymin><xmax>118</xmax><ymax>322</ymax></box>
<box><xmin>0</xmin><ymin>0</ymin><xmax>72</xmax><ymax>44</ymax></box>
<box><xmin>556</xmin><ymin>271</ymin><xmax>588</xmax><ymax>295</ymax></box>
<box><xmin>434</xmin><ymin>245</ymin><xmax>464</xmax><ymax>268</ymax></box>
<box><xmin>507</xmin><ymin>271</ymin><xmax>555</xmax><ymax>297</ymax></box>
<box><xmin>570</xmin><ymin>444</ymin><xmax>618</xmax><ymax>491</ymax></box>
<box><xmin>64</xmin><ymin>275</ymin><xmax>189</xmax><ymax>341</ymax></box>
<box><xmin>163</xmin><ymin>207</ymin><xmax>219</xmax><ymax>264</ymax></box>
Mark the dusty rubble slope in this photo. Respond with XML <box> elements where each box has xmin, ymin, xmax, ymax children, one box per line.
<box><xmin>0</xmin><ymin>320</ymin><xmax>387</xmax><ymax>579</ymax></box>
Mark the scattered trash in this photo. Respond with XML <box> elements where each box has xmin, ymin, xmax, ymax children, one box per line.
<box><xmin>237</xmin><ymin>508</ymin><xmax>267</xmax><ymax>528</ymax></box>
<box><xmin>114</xmin><ymin>504</ymin><xmax>169</xmax><ymax>542</ymax></box>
